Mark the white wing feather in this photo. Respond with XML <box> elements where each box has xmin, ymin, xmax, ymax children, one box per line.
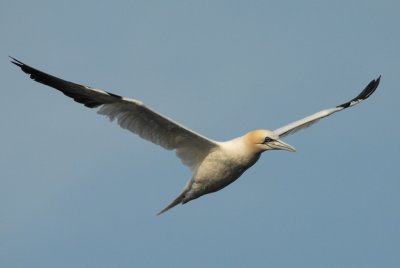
<box><xmin>274</xmin><ymin>76</ymin><xmax>381</xmax><ymax>138</ymax></box>
<box><xmin>97</xmin><ymin>100</ymin><xmax>217</xmax><ymax>169</ymax></box>
<box><xmin>11</xmin><ymin>58</ymin><xmax>218</xmax><ymax>170</ymax></box>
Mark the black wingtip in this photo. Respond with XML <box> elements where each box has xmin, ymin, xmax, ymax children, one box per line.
<box><xmin>9</xmin><ymin>56</ymin><xmax>24</xmax><ymax>67</ymax></box>
<box><xmin>374</xmin><ymin>75</ymin><xmax>381</xmax><ymax>86</ymax></box>
<box><xmin>376</xmin><ymin>75</ymin><xmax>381</xmax><ymax>85</ymax></box>
<box><xmin>336</xmin><ymin>75</ymin><xmax>381</xmax><ymax>109</ymax></box>
<box><xmin>363</xmin><ymin>75</ymin><xmax>381</xmax><ymax>99</ymax></box>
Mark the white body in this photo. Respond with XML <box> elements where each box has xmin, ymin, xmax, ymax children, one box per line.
<box><xmin>157</xmin><ymin>129</ymin><xmax>295</xmax><ymax>214</ymax></box>
<box><xmin>184</xmin><ymin>138</ymin><xmax>261</xmax><ymax>203</ymax></box>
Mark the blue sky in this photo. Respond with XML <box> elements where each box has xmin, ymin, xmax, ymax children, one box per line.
<box><xmin>1</xmin><ymin>1</ymin><xmax>399</xmax><ymax>267</ymax></box>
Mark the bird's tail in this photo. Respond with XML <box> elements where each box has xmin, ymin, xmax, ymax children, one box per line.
<box><xmin>157</xmin><ymin>191</ymin><xmax>186</xmax><ymax>216</ymax></box>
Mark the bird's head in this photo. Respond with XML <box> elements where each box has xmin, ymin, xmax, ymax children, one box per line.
<box><xmin>244</xmin><ymin>130</ymin><xmax>296</xmax><ymax>153</ymax></box>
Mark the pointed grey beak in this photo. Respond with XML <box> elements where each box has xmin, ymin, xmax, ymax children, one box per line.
<box><xmin>272</xmin><ymin>139</ymin><xmax>296</xmax><ymax>152</ymax></box>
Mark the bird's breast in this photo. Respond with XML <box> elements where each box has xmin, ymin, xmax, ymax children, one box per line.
<box><xmin>191</xmin><ymin>147</ymin><xmax>261</xmax><ymax>195</ymax></box>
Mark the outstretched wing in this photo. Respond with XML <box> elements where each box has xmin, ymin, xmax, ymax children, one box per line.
<box><xmin>274</xmin><ymin>76</ymin><xmax>381</xmax><ymax>138</ymax></box>
<box><xmin>11</xmin><ymin>57</ymin><xmax>218</xmax><ymax>170</ymax></box>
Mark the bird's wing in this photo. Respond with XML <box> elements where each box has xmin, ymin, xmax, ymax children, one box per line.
<box><xmin>274</xmin><ymin>76</ymin><xmax>381</xmax><ymax>138</ymax></box>
<box><xmin>11</xmin><ymin>57</ymin><xmax>218</xmax><ymax>170</ymax></box>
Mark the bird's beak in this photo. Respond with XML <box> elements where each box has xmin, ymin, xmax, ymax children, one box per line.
<box><xmin>272</xmin><ymin>139</ymin><xmax>296</xmax><ymax>152</ymax></box>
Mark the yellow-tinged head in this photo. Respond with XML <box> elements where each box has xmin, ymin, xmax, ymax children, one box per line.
<box><xmin>244</xmin><ymin>129</ymin><xmax>296</xmax><ymax>153</ymax></box>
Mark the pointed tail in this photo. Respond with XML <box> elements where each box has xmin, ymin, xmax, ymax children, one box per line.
<box><xmin>157</xmin><ymin>192</ymin><xmax>186</xmax><ymax>216</ymax></box>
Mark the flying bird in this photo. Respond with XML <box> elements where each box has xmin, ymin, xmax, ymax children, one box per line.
<box><xmin>10</xmin><ymin>57</ymin><xmax>381</xmax><ymax>215</ymax></box>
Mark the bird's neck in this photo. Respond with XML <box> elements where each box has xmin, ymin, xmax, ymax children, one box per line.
<box><xmin>219</xmin><ymin>137</ymin><xmax>262</xmax><ymax>164</ymax></box>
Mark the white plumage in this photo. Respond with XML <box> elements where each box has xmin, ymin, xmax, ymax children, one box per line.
<box><xmin>11</xmin><ymin>57</ymin><xmax>380</xmax><ymax>215</ymax></box>
<box><xmin>97</xmin><ymin>101</ymin><xmax>217</xmax><ymax>171</ymax></box>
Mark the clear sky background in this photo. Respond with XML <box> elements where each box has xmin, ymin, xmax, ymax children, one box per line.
<box><xmin>1</xmin><ymin>1</ymin><xmax>399</xmax><ymax>267</ymax></box>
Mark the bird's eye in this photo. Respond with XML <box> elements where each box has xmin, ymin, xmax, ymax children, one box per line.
<box><xmin>264</xmin><ymin>137</ymin><xmax>273</xmax><ymax>143</ymax></box>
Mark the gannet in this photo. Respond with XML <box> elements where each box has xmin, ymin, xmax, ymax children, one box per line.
<box><xmin>10</xmin><ymin>57</ymin><xmax>381</xmax><ymax>215</ymax></box>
